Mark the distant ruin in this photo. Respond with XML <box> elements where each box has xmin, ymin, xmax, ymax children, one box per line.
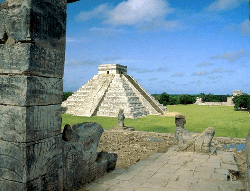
<box><xmin>194</xmin><ymin>90</ymin><xmax>243</xmax><ymax>106</ymax></box>
<box><xmin>0</xmin><ymin>0</ymin><xmax>117</xmax><ymax>190</ymax></box>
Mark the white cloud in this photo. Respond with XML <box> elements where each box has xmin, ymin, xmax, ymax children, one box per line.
<box><xmin>75</xmin><ymin>4</ymin><xmax>111</xmax><ymax>21</ymax></box>
<box><xmin>209</xmin><ymin>49</ymin><xmax>247</xmax><ymax>63</ymax></box>
<box><xmin>65</xmin><ymin>59</ymin><xmax>99</xmax><ymax>66</ymax></box>
<box><xmin>148</xmin><ymin>78</ymin><xmax>158</xmax><ymax>81</ymax></box>
<box><xmin>192</xmin><ymin>71</ymin><xmax>209</xmax><ymax>76</ymax></box>
<box><xmin>171</xmin><ymin>72</ymin><xmax>184</xmax><ymax>77</ymax></box>
<box><xmin>103</xmin><ymin>56</ymin><xmax>123</xmax><ymax>62</ymax></box>
<box><xmin>66</xmin><ymin>37</ymin><xmax>87</xmax><ymax>43</ymax></box>
<box><xmin>156</xmin><ymin>67</ymin><xmax>169</xmax><ymax>72</ymax></box>
<box><xmin>75</xmin><ymin>0</ymin><xmax>182</xmax><ymax>31</ymax></box>
<box><xmin>105</xmin><ymin>0</ymin><xmax>174</xmax><ymax>25</ymax></box>
<box><xmin>214</xmin><ymin>68</ymin><xmax>223</xmax><ymax>73</ymax></box>
<box><xmin>197</xmin><ymin>61</ymin><xmax>214</xmax><ymax>67</ymax></box>
<box><xmin>88</xmin><ymin>27</ymin><xmax>124</xmax><ymax>37</ymax></box>
<box><xmin>206</xmin><ymin>0</ymin><xmax>241</xmax><ymax>12</ymax></box>
<box><xmin>130</xmin><ymin>66</ymin><xmax>155</xmax><ymax>73</ymax></box>
<box><xmin>240</xmin><ymin>19</ymin><xmax>250</xmax><ymax>36</ymax></box>
<box><xmin>66</xmin><ymin>38</ymin><xmax>77</xmax><ymax>43</ymax></box>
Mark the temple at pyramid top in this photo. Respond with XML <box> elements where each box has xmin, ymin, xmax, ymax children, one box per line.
<box><xmin>98</xmin><ymin>64</ymin><xmax>127</xmax><ymax>75</ymax></box>
<box><xmin>62</xmin><ymin>64</ymin><xmax>167</xmax><ymax>118</ymax></box>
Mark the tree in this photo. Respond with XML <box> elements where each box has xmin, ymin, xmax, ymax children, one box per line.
<box><xmin>159</xmin><ymin>92</ymin><xmax>169</xmax><ymax>106</ymax></box>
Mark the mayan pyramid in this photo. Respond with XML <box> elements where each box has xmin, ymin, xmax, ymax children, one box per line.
<box><xmin>61</xmin><ymin>64</ymin><xmax>167</xmax><ymax>118</ymax></box>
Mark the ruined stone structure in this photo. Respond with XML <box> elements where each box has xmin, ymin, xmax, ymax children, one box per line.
<box><xmin>111</xmin><ymin>109</ymin><xmax>135</xmax><ymax>131</ymax></box>
<box><xmin>62</xmin><ymin>64</ymin><xmax>167</xmax><ymax>118</ymax></box>
<box><xmin>175</xmin><ymin>114</ymin><xmax>216</xmax><ymax>154</ymax></box>
<box><xmin>0</xmin><ymin>0</ymin><xmax>117</xmax><ymax>190</ymax></box>
<box><xmin>194</xmin><ymin>90</ymin><xmax>243</xmax><ymax>106</ymax></box>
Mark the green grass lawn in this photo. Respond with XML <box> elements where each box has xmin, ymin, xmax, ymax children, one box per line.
<box><xmin>61</xmin><ymin>104</ymin><xmax>250</xmax><ymax>138</ymax></box>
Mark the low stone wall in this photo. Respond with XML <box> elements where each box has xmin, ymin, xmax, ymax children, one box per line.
<box><xmin>197</xmin><ymin>102</ymin><xmax>234</xmax><ymax>106</ymax></box>
<box><xmin>103</xmin><ymin>130</ymin><xmax>245</xmax><ymax>151</ymax></box>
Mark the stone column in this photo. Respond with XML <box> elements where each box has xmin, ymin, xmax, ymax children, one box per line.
<box><xmin>246</xmin><ymin>133</ymin><xmax>250</xmax><ymax>191</ymax></box>
<box><xmin>0</xmin><ymin>0</ymin><xmax>67</xmax><ymax>190</ymax></box>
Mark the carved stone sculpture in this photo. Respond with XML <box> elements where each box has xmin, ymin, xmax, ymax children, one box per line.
<box><xmin>175</xmin><ymin>114</ymin><xmax>216</xmax><ymax>154</ymax></box>
<box><xmin>62</xmin><ymin>122</ymin><xmax>117</xmax><ymax>190</ymax></box>
<box><xmin>118</xmin><ymin>109</ymin><xmax>125</xmax><ymax>127</ymax></box>
<box><xmin>111</xmin><ymin>109</ymin><xmax>135</xmax><ymax>131</ymax></box>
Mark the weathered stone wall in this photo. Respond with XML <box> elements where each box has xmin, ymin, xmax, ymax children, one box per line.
<box><xmin>0</xmin><ymin>0</ymin><xmax>66</xmax><ymax>190</ymax></box>
<box><xmin>0</xmin><ymin>0</ymin><xmax>117</xmax><ymax>190</ymax></box>
<box><xmin>195</xmin><ymin>91</ymin><xmax>243</xmax><ymax>106</ymax></box>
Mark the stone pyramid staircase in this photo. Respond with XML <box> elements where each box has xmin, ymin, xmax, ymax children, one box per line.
<box><xmin>62</xmin><ymin>74</ymin><xmax>115</xmax><ymax>117</ymax></box>
<box><xmin>62</xmin><ymin>64</ymin><xmax>167</xmax><ymax>118</ymax></box>
<box><xmin>96</xmin><ymin>74</ymin><xmax>149</xmax><ymax>118</ymax></box>
<box><xmin>122</xmin><ymin>75</ymin><xmax>166</xmax><ymax>115</ymax></box>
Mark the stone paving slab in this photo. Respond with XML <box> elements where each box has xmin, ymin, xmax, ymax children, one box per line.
<box><xmin>81</xmin><ymin>145</ymin><xmax>245</xmax><ymax>191</ymax></box>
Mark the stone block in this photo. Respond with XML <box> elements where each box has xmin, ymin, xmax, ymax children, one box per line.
<box><xmin>2</xmin><ymin>0</ymin><xmax>66</xmax><ymax>43</ymax></box>
<box><xmin>62</xmin><ymin>122</ymin><xmax>117</xmax><ymax>190</ymax></box>
<box><xmin>0</xmin><ymin>43</ymin><xmax>65</xmax><ymax>78</ymax></box>
<box><xmin>0</xmin><ymin>135</ymin><xmax>63</xmax><ymax>183</ymax></box>
<box><xmin>0</xmin><ymin>75</ymin><xmax>63</xmax><ymax>106</ymax></box>
<box><xmin>0</xmin><ymin>179</ymin><xmax>25</xmax><ymax>191</ymax></box>
<box><xmin>0</xmin><ymin>104</ymin><xmax>62</xmax><ymax>142</ymax></box>
<box><xmin>0</xmin><ymin>1</ymin><xmax>7</xmax><ymax>41</ymax></box>
<box><xmin>62</xmin><ymin>123</ymin><xmax>104</xmax><ymax>164</ymax></box>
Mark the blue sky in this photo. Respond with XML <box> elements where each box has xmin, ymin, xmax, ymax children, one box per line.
<box><xmin>1</xmin><ymin>0</ymin><xmax>249</xmax><ymax>95</ymax></box>
<box><xmin>64</xmin><ymin>0</ymin><xmax>249</xmax><ymax>95</ymax></box>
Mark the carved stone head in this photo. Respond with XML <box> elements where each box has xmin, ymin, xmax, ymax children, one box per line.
<box><xmin>175</xmin><ymin>114</ymin><xmax>186</xmax><ymax>128</ymax></box>
<box><xmin>62</xmin><ymin>122</ymin><xmax>104</xmax><ymax>163</ymax></box>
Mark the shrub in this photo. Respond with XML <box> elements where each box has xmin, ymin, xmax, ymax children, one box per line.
<box><xmin>63</xmin><ymin>92</ymin><xmax>73</xmax><ymax>102</ymax></box>
<box><xmin>178</xmin><ymin>95</ymin><xmax>196</xmax><ymax>104</ymax></box>
<box><xmin>233</xmin><ymin>94</ymin><xmax>250</xmax><ymax>111</ymax></box>
<box><xmin>169</xmin><ymin>96</ymin><xmax>178</xmax><ymax>105</ymax></box>
<box><xmin>159</xmin><ymin>92</ymin><xmax>169</xmax><ymax>106</ymax></box>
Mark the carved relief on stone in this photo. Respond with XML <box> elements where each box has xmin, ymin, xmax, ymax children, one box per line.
<box><xmin>62</xmin><ymin>122</ymin><xmax>117</xmax><ymax>190</ymax></box>
<box><xmin>175</xmin><ymin>114</ymin><xmax>216</xmax><ymax>154</ymax></box>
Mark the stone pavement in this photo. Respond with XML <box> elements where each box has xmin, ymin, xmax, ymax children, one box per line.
<box><xmin>81</xmin><ymin>145</ymin><xmax>245</xmax><ymax>191</ymax></box>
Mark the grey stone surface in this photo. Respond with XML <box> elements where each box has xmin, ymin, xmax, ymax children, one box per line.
<box><xmin>0</xmin><ymin>75</ymin><xmax>63</xmax><ymax>106</ymax></box>
<box><xmin>0</xmin><ymin>43</ymin><xmax>65</xmax><ymax>78</ymax></box>
<box><xmin>62</xmin><ymin>122</ymin><xmax>117</xmax><ymax>190</ymax></box>
<box><xmin>0</xmin><ymin>0</ymin><xmax>118</xmax><ymax>190</ymax></box>
<box><xmin>1</xmin><ymin>0</ymin><xmax>67</xmax><ymax>43</ymax></box>
<box><xmin>175</xmin><ymin>114</ymin><xmax>216</xmax><ymax>154</ymax></box>
<box><xmin>82</xmin><ymin>146</ymin><xmax>244</xmax><ymax>191</ymax></box>
<box><xmin>0</xmin><ymin>104</ymin><xmax>62</xmax><ymax>142</ymax></box>
<box><xmin>0</xmin><ymin>134</ymin><xmax>63</xmax><ymax>183</ymax></box>
<box><xmin>118</xmin><ymin>109</ymin><xmax>125</xmax><ymax>127</ymax></box>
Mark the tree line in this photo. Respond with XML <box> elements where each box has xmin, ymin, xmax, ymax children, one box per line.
<box><xmin>62</xmin><ymin>91</ymin><xmax>250</xmax><ymax>112</ymax></box>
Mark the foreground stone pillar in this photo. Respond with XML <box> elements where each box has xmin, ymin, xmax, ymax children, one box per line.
<box><xmin>246</xmin><ymin>133</ymin><xmax>250</xmax><ymax>191</ymax></box>
<box><xmin>0</xmin><ymin>0</ymin><xmax>67</xmax><ymax>190</ymax></box>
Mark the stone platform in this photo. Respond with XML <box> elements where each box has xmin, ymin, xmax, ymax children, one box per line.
<box><xmin>81</xmin><ymin>145</ymin><xmax>245</xmax><ymax>191</ymax></box>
